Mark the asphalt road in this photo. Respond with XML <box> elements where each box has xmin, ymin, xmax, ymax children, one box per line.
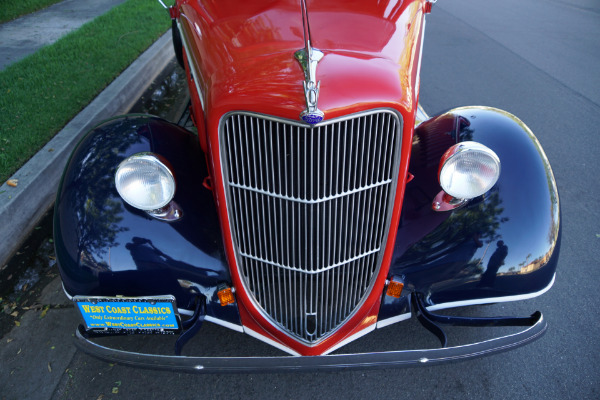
<box><xmin>5</xmin><ymin>1</ymin><xmax>599</xmax><ymax>399</ymax></box>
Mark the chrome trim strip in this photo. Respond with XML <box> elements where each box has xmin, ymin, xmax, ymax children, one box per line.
<box><xmin>427</xmin><ymin>273</ymin><xmax>556</xmax><ymax>313</ymax></box>
<box><xmin>375</xmin><ymin>273</ymin><xmax>556</xmax><ymax>329</ymax></box>
<box><xmin>239</xmin><ymin>247</ymin><xmax>380</xmax><ymax>275</ymax></box>
<box><xmin>228</xmin><ymin>179</ymin><xmax>393</xmax><ymax>204</ymax></box>
<box><xmin>244</xmin><ymin>327</ymin><xmax>301</xmax><ymax>356</ymax></box>
<box><xmin>376</xmin><ymin>312</ymin><xmax>412</xmax><ymax>329</ymax></box>
<box><xmin>321</xmin><ymin>323</ymin><xmax>376</xmax><ymax>355</ymax></box>
<box><xmin>62</xmin><ymin>282</ymin><xmax>73</xmax><ymax>300</ymax></box>
<box><xmin>415</xmin><ymin>17</ymin><xmax>426</xmax><ymax>103</ymax></box>
<box><xmin>415</xmin><ymin>103</ymin><xmax>429</xmax><ymax>125</ymax></box>
<box><xmin>177</xmin><ymin>18</ymin><xmax>205</xmax><ymax>111</ymax></box>
<box><xmin>205</xmin><ymin>315</ymin><xmax>244</xmax><ymax>333</ymax></box>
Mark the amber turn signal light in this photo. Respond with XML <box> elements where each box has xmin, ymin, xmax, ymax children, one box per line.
<box><xmin>386</xmin><ymin>280</ymin><xmax>404</xmax><ymax>298</ymax></box>
<box><xmin>217</xmin><ymin>286</ymin><xmax>235</xmax><ymax>306</ymax></box>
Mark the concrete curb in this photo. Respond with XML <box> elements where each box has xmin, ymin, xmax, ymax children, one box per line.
<box><xmin>0</xmin><ymin>33</ymin><xmax>174</xmax><ymax>268</ymax></box>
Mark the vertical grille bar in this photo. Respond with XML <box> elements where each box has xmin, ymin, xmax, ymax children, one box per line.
<box><xmin>220</xmin><ymin>110</ymin><xmax>402</xmax><ymax>344</ymax></box>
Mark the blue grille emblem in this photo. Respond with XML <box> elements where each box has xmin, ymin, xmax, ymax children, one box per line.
<box><xmin>301</xmin><ymin>112</ymin><xmax>324</xmax><ymax>125</ymax></box>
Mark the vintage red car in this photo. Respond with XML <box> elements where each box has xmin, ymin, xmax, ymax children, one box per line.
<box><xmin>54</xmin><ymin>0</ymin><xmax>560</xmax><ymax>371</ymax></box>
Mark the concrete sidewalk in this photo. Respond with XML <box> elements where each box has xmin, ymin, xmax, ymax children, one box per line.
<box><xmin>0</xmin><ymin>0</ymin><xmax>174</xmax><ymax>269</ymax></box>
<box><xmin>0</xmin><ymin>3</ymin><xmax>177</xmax><ymax>395</ymax></box>
<box><xmin>0</xmin><ymin>0</ymin><xmax>128</xmax><ymax>70</ymax></box>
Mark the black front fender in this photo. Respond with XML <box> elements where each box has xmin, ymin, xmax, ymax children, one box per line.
<box><xmin>53</xmin><ymin>115</ymin><xmax>240</xmax><ymax>327</ymax></box>
<box><xmin>381</xmin><ymin>107</ymin><xmax>560</xmax><ymax>320</ymax></box>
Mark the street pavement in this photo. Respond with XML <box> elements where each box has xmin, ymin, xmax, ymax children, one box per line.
<box><xmin>1</xmin><ymin>0</ymin><xmax>599</xmax><ymax>399</ymax></box>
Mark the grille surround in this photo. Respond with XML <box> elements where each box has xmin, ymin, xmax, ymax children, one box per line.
<box><xmin>219</xmin><ymin>109</ymin><xmax>403</xmax><ymax>345</ymax></box>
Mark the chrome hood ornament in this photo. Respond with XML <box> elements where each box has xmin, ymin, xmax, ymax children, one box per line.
<box><xmin>295</xmin><ymin>0</ymin><xmax>324</xmax><ymax>124</ymax></box>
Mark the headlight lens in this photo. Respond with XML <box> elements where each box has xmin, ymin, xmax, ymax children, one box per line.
<box><xmin>438</xmin><ymin>141</ymin><xmax>500</xmax><ymax>199</ymax></box>
<box><xmin>115</xmin><ymin>153</ymin><xmax>175</xmax><ymax>210</ymax></box>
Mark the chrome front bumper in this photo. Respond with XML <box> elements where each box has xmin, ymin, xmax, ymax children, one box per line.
<box><xmin>73</xmin><ymin>293</ymin><xmax>546</xmax><ymax>373</ymax></box>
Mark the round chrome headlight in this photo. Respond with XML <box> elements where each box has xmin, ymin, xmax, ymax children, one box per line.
<box><xmin>438</xmin><ymin>141</ymin><xmax>500</xmax><ymax>199</ymax></box>
<box><xmin>115</xmin><ymin>153</ymin><xmax>175</xmax><ymax>211</ymax></box>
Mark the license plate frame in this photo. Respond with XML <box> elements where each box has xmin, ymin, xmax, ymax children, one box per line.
<box><xmin>74</xmin><ymin>295</ymin><xmax>181</xmax><ymax>334</ymax></box>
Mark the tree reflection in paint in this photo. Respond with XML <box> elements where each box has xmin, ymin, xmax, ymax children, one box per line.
<box><xmin>68</xmin><ymin>119</ymin><xmax>148</xmax><ymax>271</ymax></box>
<box><xmin>398</xmin><ymin>190</ymin><xmax>507</xmax><ymax>274</ymax></box>
<box><xmin>478</xmin><ymin>240</ymin><xmax>508</xmax><ymax>287</ymax></box>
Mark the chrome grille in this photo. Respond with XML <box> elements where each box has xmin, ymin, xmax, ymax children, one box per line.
<box><xmin>220</xmin><ymin>110</ymin><xmax>402</xmax><ymax>344</ymax></box>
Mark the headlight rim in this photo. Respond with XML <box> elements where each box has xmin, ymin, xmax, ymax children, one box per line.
<box><xmin>114</xmin><ymin>152</ymin><xmax>176</xmax><ymax>211</ymax></box>
<box><xmin>437</xmin><ymin>141</ymin><xmax>501</xmax><ymax>200</ymax></box>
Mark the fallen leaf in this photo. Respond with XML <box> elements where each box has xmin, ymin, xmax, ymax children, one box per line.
<box><xmin>22</xmin><ymin>306</ymin><xmax>29</xmax><ymax>310</ymax></box>
<box><xmin>17</xmin><ymin>348</ymin><xmax>21</xmax><ymax>354</ymax></box>
<box><xmin>97</xmin><ymin>395</ymin><xmax>104</xmax><ymax>400</ymax></box>
<box><xmin>7</xmin><ymin>338</ymin><xmax>13</xmax><ymax>343</ymax></box>
<box><xmin>48</xmin><ymin>362</ymin><xmax>52</xmax><ymax>372</ymax></box>
<box><xmin>10</xmin><ymin>311</ymin><xmax>18</xmax><ymax>317</ymax></box>
<box><xmin>14</xmin><ymin>321</ymin><xmax>20</xmax><ymax>327</ymax></box>
<box><xmin>40</xmin><ymin>305</ymin><xmax>50</xmax><ymax>319</ymax></box>
<box><xmin>596</xmin><ymin>233</ymin><xmax>600</xmax><ymax>238</ymax></box>
<box><xmin>6</xmin><ymin>179</ymin><xmax>18</xmax><ymax>187</ymax></box>
<box><xmin>112</xmin><ymin>387</ymin><xmax>119</xmax><ymax>394</ymax></box>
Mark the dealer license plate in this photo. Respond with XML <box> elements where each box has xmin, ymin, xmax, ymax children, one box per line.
<box><xmin>74</xmin><ymin>295</ymin><xmax>181</xmax><ymax>334</ymax></box>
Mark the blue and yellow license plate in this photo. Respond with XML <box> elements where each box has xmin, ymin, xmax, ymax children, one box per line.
<box><xmin>74</xmin><ymin>295</ymin><xmax>181</xmax><ymax>334</ymax></box>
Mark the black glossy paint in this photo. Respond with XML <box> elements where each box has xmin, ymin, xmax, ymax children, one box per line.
<box><xmin>55</xmin><ymin>109</ymin><xmax>560</xmax><ymax>331</ymax></box>
<box><xmin>53</xmin><ymin>115</ymin><xmax>240</xmax><ymax>326</ymax></box>
<box><xmin>380</xmin><ymin>107</ymin><xmax>560</xmax><ymax>320</ymax></box>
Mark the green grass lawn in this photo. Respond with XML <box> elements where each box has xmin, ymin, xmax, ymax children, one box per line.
<box><xmin>0</xmin><ymin>0</ymin><xmax>64</xmax><ymax>23</ymax></box>
<box><xmin>0</xmin><ymin>0</ymin><xmax>171</xmax><ymax>183</ymax></box>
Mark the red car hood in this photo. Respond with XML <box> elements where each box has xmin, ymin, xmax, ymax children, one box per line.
<box><xmin>179</xmin><ymin>0</ymin><xmax>424</xmax><ymax>121</ymax></box>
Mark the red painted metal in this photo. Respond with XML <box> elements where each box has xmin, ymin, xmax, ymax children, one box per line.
<box><xmin>168</xmin><ymin>6</ymin><xmax>180</xmax><ymax>19</ymax></box>
<box><xmin>424</xmin><ymin>2</ymin><xmax>433</xmax><ymax>14</ymax></box>
<box><xmin>176</xmin><ymin>0</ymin><xmax>427</xmax><ymax>355</ymax></box>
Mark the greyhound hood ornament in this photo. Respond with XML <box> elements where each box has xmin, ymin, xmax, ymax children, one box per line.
<box><xmin>295</xmin><ymin>0</ymin><xmax>324</xmax><ymax>125</ymax></box>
